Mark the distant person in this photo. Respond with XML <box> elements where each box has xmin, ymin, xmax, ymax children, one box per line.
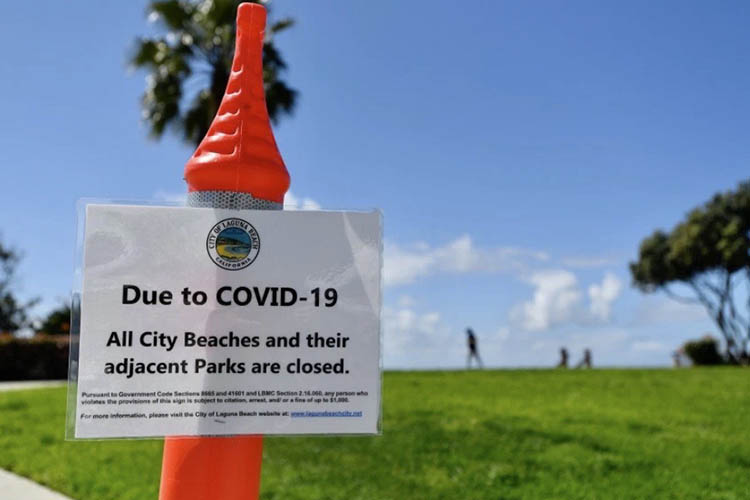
<box><xmin>575</xmin><ymin>348</ymin><xmax>592</xmax><ymax>369</ymax></box>
<box><xmin>557</xmin><ymin>347</ymin><xmax>569</xmax><ymax>368</ymax></box>
<box><xmin>672</xmin><ymin>349</ymin><xmax>683</xmax><ymax>368</ymax></box>
<box><xmin>466</xmin><ymin>328</ymin><xmax>483</xmax><ymax>369</ymax></box>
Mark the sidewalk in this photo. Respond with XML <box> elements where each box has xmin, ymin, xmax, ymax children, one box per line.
<box><xmin>0</xmin><ymin>380</ymin><xmax>65</xmax><ymax>392</ymax></box>
<box><xmin>0</xmin><ymin>469</ymin><xmax>74</xmax><ymax>500</ymax></box>
<box><xmin>0</xmin><ymin>380</ymin><xmax>74</xmax><ymax>499</ymax></box>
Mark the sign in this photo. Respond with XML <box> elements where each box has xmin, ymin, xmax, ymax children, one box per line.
<box><xmin>72</xmin><ymin>204</ymin><xmax>382</xmax><ymax>438</ymax></box>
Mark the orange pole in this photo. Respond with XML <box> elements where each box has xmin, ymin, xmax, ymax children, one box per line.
<box><xmin>159</xmin><ymin>4</ymin><xmax>289</xmax><ymax>499</ymax></box>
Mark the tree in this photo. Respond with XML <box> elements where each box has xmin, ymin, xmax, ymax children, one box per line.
<box><xmin>630</xmin><ymin>181</ymin><xmax>750</xmax><ymax>363</ymax></box>
<box><xmin>0</xmin><ymin>240</ymin><xmax>38</xmax><ymax>333</ymax></box>
<box><xmin>682</xmin><ymin>335</ymin><xmax>724</xmax><ymax>366</ymax></box>
<box><xmin>37</xmin><ymin>304</ymin><xmax>71</xmax><ymax>336</ymax></box>
<box><xmin>131</xmin><ymin>0</ymin><xmax>297</xmax><ymax>146</ymax></box>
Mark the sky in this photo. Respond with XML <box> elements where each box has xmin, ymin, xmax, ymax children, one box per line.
<box><xmin>1</xmin><ymin>0</ymin><xmax>749</xmax><ymax>368</ymax></box>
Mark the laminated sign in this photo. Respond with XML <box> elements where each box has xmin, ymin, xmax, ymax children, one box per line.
<box><xmin>71</xmin><ymin>204</ymin><xmax>382</xmax><ymax>438</ymax></box>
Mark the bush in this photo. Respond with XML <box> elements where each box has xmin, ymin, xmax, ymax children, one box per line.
<box><xmin>0</xmin><ymin>333</ymin><xmax>69</xmax><ymax>380</ymax></box>
<box><xmin>682</xmin><ymin>335</ymin><xmax>725</xmax><ymax>366</ymax></box>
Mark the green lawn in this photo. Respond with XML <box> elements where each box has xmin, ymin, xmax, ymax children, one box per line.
<box><xmin>1</xmin><ymin>369</ymin><xmax>749</xmax><ymax>499</ymax></box>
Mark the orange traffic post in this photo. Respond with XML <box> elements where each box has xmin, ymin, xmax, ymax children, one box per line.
<box><xmin>159</xmin><ymin>3</ymin><xmax>289</xmax><ymax>500</ymax></box>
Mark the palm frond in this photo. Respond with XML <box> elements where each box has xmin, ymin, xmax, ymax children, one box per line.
<box><xmin>134</xmin><ymin>0</ymin><xmax>297</xmax><ymax>146</ymax></box>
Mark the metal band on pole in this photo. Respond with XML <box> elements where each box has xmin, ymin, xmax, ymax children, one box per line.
<box><xmin>187</xmin><ymin>191</ymin><xmax>283</xmax><ymax>211</ymax></box>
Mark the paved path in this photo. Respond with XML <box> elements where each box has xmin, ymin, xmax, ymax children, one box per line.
<box><xmin>0</xmin><ymin>469</ymin><xmax>74</xmax><ymax>500</ymax></box>
<box><xmin>0</xmin><ymin>380</ymin><xmax>65</xmax><ymax>391</ymax></box>
<box><xmin>0</xmin><ymin>380</ymin><xmax>74</xmax><ymax>499</ymax></box>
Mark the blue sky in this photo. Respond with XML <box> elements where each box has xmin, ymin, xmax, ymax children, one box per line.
<box><xmin>1</xmin><ymin>0</ymin><xmax>748</xmax><ymax>368</ymax></box>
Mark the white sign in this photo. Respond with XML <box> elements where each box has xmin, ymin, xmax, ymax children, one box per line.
<box><xmin>73</xmin><ymin>204</ymin><xmax>382</xmax><ymax>438</ymax></box>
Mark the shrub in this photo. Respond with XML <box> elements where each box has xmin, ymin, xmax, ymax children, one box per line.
<box><xmin>682</xmin><ymin>335</ymin><xmax>725</xmax><ymax>366</ymax></box>
<box><xmin>0</xmin><ymin>333</ymin><xmax>69</xmax><ymax>380</ymax></box>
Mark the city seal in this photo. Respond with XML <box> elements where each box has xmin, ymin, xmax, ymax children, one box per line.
<box><xmin>206</xmin><ymin>218</ymin><xmax>260</xmax><ymax>270</ymax></box>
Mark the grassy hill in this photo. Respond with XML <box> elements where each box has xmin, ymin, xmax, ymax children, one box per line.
<box><xmin>1</xmin><ymin>368</ymin><xmax>749</xmax><ymax>499</ymax></box>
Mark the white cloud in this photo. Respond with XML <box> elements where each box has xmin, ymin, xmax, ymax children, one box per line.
<box><xmin>284</xmin><ymin>191</ymin><xmax>321</xmax><ymax>211</ymax></box>
<box><xmin>588</xmin><ymin>272</ymin><xmax>623</xmax><ymax>321</ymax></box>
<box><xmin>511</xmin><ymin>270</ymin><xmax>583</xmax><ymax>331</ymax></box>
<box><xmin>511</xmin><ymin>271</ymin><xmax>623</xmax><ymax>332</ymax></box>
<box><xmin>561</xmin><ymin>256</ymin><xmax>618</xmax><ymax>268</ymax></box>
<box><xmin>382</xmin><ymin>309</ymin><xmax>514</xmax><ymax>369</ymax></box>
<box><xmin>382</xmin><ymin>305</ymin><xmax>453</xmax><ymax>367</ymax></box>
<box><xmin>383</xmin><ymin>235</ymin><xmax>548</xmax><ymax>287</ymax></box>
<box><xmin>152</xmin><ymin>190</ymin><xmax>321</xmax><ymax>211</ymax></box>
<box><xmin>383</xmin><ymin>243</ymin><xmax>436</xmax><ymax>287</ymax></box>
<box><xmin>153</xmin><ymin>190</ymin><xmax>187</xmax><ymax>204</ymax></box>
<box><xmin>632</xmin><ymin>340</ymin><xmax>668</xmax><ymax>352</ymax></box>
<box><xmin>384</xmin><ymin>307</ymin><xmax>441</xmax><ymax>339</ymax></box>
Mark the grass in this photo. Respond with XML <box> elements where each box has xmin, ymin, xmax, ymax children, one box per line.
<box><xmin>1</xmin><ymin>368</ymin><xmax>749</xmax><ymax>499</ymax></box>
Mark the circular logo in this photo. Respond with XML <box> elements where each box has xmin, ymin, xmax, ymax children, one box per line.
<box><xmin>206</xmin><ymin>218</ymin><xmax>260</xmax><ymax>270</ymax></box>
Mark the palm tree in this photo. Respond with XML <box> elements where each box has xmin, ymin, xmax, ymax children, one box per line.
<box><xmin>131</xmin><ymin>0</ymin><xmax>297</xmax><ymax>146</ymax></box>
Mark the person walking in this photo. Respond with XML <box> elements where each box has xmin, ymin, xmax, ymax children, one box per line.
<box><xmin>466</xmin><ymin>328</ymin><xmax>483</xmax><ymax>369</ymax></box>
<box><xmin>575</xmin><ymin>348</ymin><xmax>592</xmax><ymax>368</ymax></box>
